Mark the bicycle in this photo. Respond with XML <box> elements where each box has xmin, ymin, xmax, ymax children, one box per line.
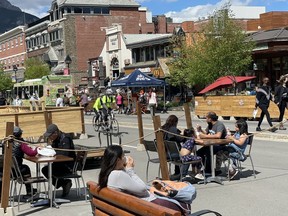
<box><xmin>92</xmin><ymin>109</ymin><xmax>119</xmax><ymax>133</ymax></box>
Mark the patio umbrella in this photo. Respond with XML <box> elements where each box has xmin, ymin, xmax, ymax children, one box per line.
<box><xmin>198</xmin><ymin>76</ymin><xmax>256</xmax><ymax>94</ymax></box>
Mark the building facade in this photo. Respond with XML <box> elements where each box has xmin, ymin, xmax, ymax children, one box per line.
<box><xmin>0</xmin><ymin>26</ymin><xmax>26</xmax><ymax>82</ymax></box>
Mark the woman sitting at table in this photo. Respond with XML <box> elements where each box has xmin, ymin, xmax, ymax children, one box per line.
<box><xmin>1</xmin><ymin>127</ymin><xmax>39</xmax><ymax>198</ymax></box>
<box><xmin>98</xmin><ymin>145</ymin><xmax>190</xmax><ymax>214</ymax></box>
<box><xmin>217</xmin><ymin>119</ymin><xmax>249</xmax><ymax>180</ymax></box>
<box><xmin>161</xmin><ymin>115</ymin><xmax>185</xmax><ymax>180</ymax></box>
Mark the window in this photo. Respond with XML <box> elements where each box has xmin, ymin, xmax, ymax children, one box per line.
<box><xmin>94</xmin><ymin>7</ymin><xmax>101</xmax><ymax>14</ymax></box>
<box><xmin>83</xmin><ymin>7</ymin><xmax>90</xmax><ymax>14</ymax></box>
<box><xmin>74</xmin><ymin>7</ymin><xmax>83</xmax><ymax>13</ymax></box>
<box><xmin>11</xmin><ymin>40</ymin><xmax>14</xmax><ymax>48</ymax></box>
<box><xmin>102</xmin><ymin>7</ymin><xmax>109</xmax><ymax>14</ymax></box>
<box><xmin>67</xmin><ymin>7</ymin><xmax>72</xmax><ymax>13</ymax></box>
<box><xmin>0</xmin><ymin>44</ymin><xmax>2</xmax><ymax>52</ymax></box>
<box><xmin>20</xmin><ymin>36</ymin><xmax>23</xmax><ymax>44</ymax></box>
<box><xmin>15</xmin><ymin>38</ymin><xmax>18</xmax><ymax>46</ymax></box>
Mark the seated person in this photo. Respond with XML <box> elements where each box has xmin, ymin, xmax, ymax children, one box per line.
<box><xmin>98</xmin><ymin>145</ymin><xmax>189</xmax><ymax>214</ymax></box>
<box><xmin>161</xmin><ymin>115</ymin><xmax>185</xmax><ymax>180</ymax></box>
<box><xmin>180</xmin><ymin>128</ymin><xmax>204</xmax><ymax>181</ymax></box>
<box><xmin>41</xmin><ymin>124</ymin><xmax>75</xmax><ymax>197</ymax></box>
<box><xmin>1</xmin><ymin>127</ymin><xmax>39</xmax><ymax>198</ymax></box>
<box><xmin>196</xmin><ymin>111</ymin><xmax>227</xmax><ymax>174</ymax></box>
<box><xmin>216</xmin><ymin>119</ymin><xmax>249</xmax><ymax>180</ymax></box>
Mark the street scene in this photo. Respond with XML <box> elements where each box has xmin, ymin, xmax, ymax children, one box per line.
<box><xmin>1</xmin><ymin>0</ymin><xmax>288</xmax><ymax>215</ymax></box>
<box><xmin>8</xmin><ymin>112</ymin><xmax>288</xmax><ymax>216</ymax></box>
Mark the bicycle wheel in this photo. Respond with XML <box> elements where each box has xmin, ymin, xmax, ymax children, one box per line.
<box><xmin>92</xmin><ymin>115</ymin><xmax>100</xmax><ymax>132</ymax></box>
<box><xmin>110</xmin><ymin>119</ymin><xmax>119</xmax><ymax>133</ymax></box>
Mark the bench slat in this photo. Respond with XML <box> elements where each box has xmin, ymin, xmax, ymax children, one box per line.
<box><xmin>93</xmin><ymin>198</ymin><xmax>134</xmax><ymax>216</ymax></box>
<box><xmin>87</xmin><ymin>181</ymin><xmax>181</xmax><ymax>216</ymax></box>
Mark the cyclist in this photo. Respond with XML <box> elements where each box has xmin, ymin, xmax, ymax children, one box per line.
<box><xmin>93</xmin><ymin>93</ymin><xmax>105</xmax><ymax>123</ymax></box>
<box><xmin>101</xmin><ymin>89</ymin><xmax>116</xmax><ymax>124</ymax></box>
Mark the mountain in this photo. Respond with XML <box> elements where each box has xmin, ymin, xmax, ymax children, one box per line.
<box><xmin>0</xmin><ymin>0</ymin><xmax>39</xmax><ymax>33</ymax></box>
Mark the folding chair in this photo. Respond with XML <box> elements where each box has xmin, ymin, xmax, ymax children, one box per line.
<box><xmin>164</xmin><ymin>140</ymin><xmax>205</xmax><ymax>181</ymax></box>
<box><xmin>143</xmin><ymin>140</ymin><xmax>160</xmax><ymax>182</ymax></box>
<box><xmin>53</xmin><ymin>151</ymin><xmax>88</xmax><ymax>200</ymax></box>
<box><xmin>228</xmin><ymin>133</ymin><xmax>255</xmax><ymax>180</ymax></box>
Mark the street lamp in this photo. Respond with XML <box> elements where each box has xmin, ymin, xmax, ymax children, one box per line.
<box><xmin>65</xmin><ymin>55</ymin><xmax>72</xmax><ymax>69</ymax></box>
<box><xmin>13</xmin><ymin>65</ymin><xmax>18</xmax><ymax>83</ymax></box>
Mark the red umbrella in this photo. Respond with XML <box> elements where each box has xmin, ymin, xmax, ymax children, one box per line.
<box><xmin>198</xmin><ymin>76</ymin><xmax>256</xmax><ymax>94</ymax></box>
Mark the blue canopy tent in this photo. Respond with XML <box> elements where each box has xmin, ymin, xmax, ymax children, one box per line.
<box><xmin>111</xmin><ymin>69</ymin><xmax>166</xmax><ymax>110</ymax></box>
<box><xmin>111</xmin><ymin>69</ymin><xmax>164</xmax><ymax>87</ymax></box>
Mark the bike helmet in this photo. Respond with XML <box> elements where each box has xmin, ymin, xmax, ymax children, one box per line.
<box><xmin>106</xmin><ymin>89</ymin><xmax>113</xmax><ymax>95</ymax></box>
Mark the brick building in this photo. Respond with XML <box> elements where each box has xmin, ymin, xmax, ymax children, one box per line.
<box><xmin>0</xmin><ymin>26</ymin><xmax>26</xmax><ymax>82</ymax></box>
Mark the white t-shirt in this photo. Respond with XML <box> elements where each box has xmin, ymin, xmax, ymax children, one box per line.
<box><xmin>148</xmin><ymin>92</ymin><xmax>157</xmax><ymax>105</ymax></box>
<box><xmin>56</xmin><ymin>97</ymin><xmax>64</xmax><ymax>107</ymax></box>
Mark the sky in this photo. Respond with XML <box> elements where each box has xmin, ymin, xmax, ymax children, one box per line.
<box><xmin>8</xmin><ymin>0</ymin><xmax>288</xmax><ymax>22</ymax></box>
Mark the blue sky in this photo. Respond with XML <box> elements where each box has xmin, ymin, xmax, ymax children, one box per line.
<box><xmin>8</xmin><ymin>0</ymin><xmax>288</xmax><ymax>22</ymax></box>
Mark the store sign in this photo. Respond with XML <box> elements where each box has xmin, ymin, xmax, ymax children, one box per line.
<box><xmin>109</xmin><ymin>35</ymin><xmax>119</xmax><ymax>51</ymax></box>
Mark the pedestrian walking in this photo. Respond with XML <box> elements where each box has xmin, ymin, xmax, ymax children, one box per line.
<box><xmin>148</xmin><ymin>88</ymin><xmax>157</xmax><ymax>117</ymax></box>
<box><xmin>274</xmin><ymin>75</ymin><xmax>288</xmax><ymax>130</ymax></box>
<box><xmin>255</xmin><ymin>77</ymin><xmax>277</xmax><ymax>132</ymax></box>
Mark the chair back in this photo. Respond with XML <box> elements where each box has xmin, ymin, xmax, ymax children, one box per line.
<box><xmin>164</xmin><ymin>140</ymin><xmax>180</xmax><ymax>161</ymax></box>
<box><xmin>73</xmin><ymin>150</ymin><xmax>88</xmax><ymax>174</ymax></box>
<box><xmin>143</xmin><ymin>140</ymin><xmax>158</xmax><ymax>160</ymax></box>
<box><xmin>11</xmin><ymin>156</ymin><xmax>24</xmax><ymax>183</ymax></box>
<box><xmin>246</xmin><ymin>133</ymin><xmax>254</xmax><ymax>156</ymax></box>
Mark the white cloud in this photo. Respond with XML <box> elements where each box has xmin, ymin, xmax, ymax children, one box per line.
<box><xmin>9</xmin><ymin>0</ymin><xmax>51</xmax><ymax>17</ymax></box>
<box><xmin>165</xmin><ymin>0</ymin><xmax>253</xmax><ymax>23</ymax></box>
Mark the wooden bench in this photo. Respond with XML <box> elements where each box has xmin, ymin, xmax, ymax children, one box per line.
<box><xmin>87</xmin><ymin>181</ymin><xmax>181</xmax><ymax>216</ymax></box>
<box><xmin>87</xmin><ymin>181</ymin><xmax>222</xmax><ymax>216</ymax></box>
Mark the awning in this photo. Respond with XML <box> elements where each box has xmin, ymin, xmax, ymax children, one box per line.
<box><xmin>157</xmin><ymin>57</ymin><xmax>171</xmax><ymax>77</ymax></box>
<box><xmin>45</xmin><ymin>47</ymin><xmax>58</xmax><ymax>62</ymax></box>
<box><xmin>52</xmin><ymin>63</ymin><xmax>65</xmax><ymax>73</ymax></box>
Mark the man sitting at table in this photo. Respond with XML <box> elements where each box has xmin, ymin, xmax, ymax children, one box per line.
<box><xmin>41</xmin><ymin>124</ymin><xmax>76</xmax><ymax>197</ymax></box>
<box><xmin>196</xmin><ymin>111</ymin><xmax>227</xmax><ymax>175</ymax></box>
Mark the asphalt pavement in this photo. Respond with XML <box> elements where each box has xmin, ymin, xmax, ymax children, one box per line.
<box><xmin>10</xmin><ymin>110</ymin><xmax>288</xmax><ymax>216</ymax></box>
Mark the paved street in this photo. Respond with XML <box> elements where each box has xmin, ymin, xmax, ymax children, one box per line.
<box><xmin>12</xmin><ymin>111</ymin><xmax>288</xmax><ymax>216</ymax></box>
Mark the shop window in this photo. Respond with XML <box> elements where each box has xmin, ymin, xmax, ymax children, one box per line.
<box><xmin>272</xmin><ymin>58</ymin><xmax>281</xmax><ymax>71</ymax></box>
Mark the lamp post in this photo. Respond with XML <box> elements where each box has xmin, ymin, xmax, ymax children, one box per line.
<box><xmin>13</xmin><ymin>65</ymin><xmax>18</xmax><ymax>83</ymax></box>
<box><xmin>65</xmin><ymin>55</ymin><xmax>72</xmax><ymax>74</ymax></box>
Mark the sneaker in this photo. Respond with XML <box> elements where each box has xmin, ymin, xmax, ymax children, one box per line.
<box><xmin>62</xmin><ymin>180</ymin><xmax>72</xmax><ymax>197</ymax></box>
<box><xmin>228</xmin><ymin>169</ymin><xmax>239</xmax><ymax>180</ymax></box>
<box><xmin>169</xmin><ymin>174</ymin><xmax>181</xmax><ymax>181</ymax></box>
<box><xmin>269</xmin><ymin>127</ymin><xmax>278</xmax><ymax>133</ymax></box>
<box><xmin>194</xmin><ymin>173</ymin><xmax>205</xmax><ymax>180</ymax></box>
<box><xmin>256</xmin><ymin>127</ymin><xmax>262</xmax><ymax>131</ymax></box>
<box><xmin>279</xmin><ymin>127</ymin><xmax>287</xmax><ymax>130</ymax></box>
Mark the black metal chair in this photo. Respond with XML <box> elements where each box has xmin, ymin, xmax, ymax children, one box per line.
<box><xmin>164</xmin><ymin>140</ymin><xmax>205</xmax><ymax>181</ymax></box>
<box><xmin>53</xmin><ymin>151</ymin><xmax>88</xmax><ymax>200</ymax></box>
<box><xmin>143</xmin><ymin>140</ymin><xmax>160</xmax><ymax>182</ymax></box>
<box><xmin>11</xmin><ymin>156</ymin><xmax>48</xmax><ymax>211</ymax></box>
<box><xmin>227</xmin><ymin>133</ymin><xmax>256</xmax><ymax>180</ymax></box>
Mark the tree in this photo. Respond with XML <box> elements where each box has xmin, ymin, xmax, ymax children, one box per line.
<box><xmin>169</xmin><ymin>4</ymin><xmax>255</xmax><ymax>89</ymax></box>
<box><xmin>0</xmin><ymin>64</ymin><xmax>13</xmax><ymax>92</ymax></box>
<box><xmin>24</xmin><ymin>57</ymin><xmax>50</xmax><ymax>79</ymax></box>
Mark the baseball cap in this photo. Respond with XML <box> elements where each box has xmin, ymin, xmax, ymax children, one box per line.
<box><xmin>13</xmin><ymin>126</ymin><xmax>23</xmax><ymax>137</ymax></box>
<box><xmin>44</xmin><ymin>124</ymin><xmax>59</xmax><ymax>138</ymax></box>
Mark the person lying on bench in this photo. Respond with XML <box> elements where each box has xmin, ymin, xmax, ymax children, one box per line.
<box><xmin>98</xmin><ymin>145</ymin><xmax>189</xmax><ymax>214</ymax></box>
